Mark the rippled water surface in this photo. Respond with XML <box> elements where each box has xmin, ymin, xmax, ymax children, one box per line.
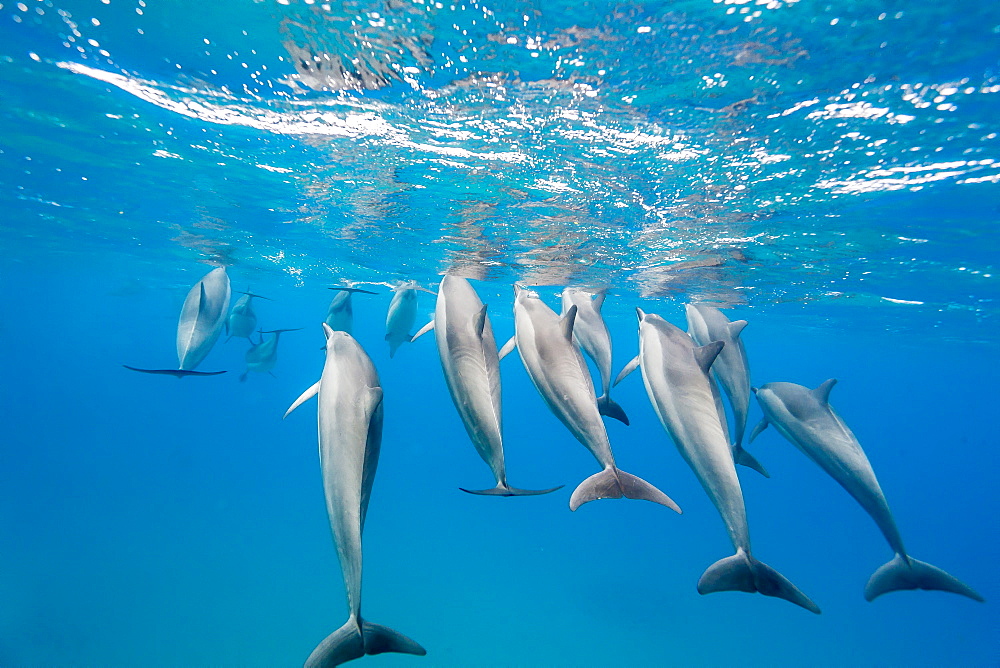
<box><xmin>0</xmin><ymin>1</ymin><xmax>997</xmax><ymax>666</ymax></box>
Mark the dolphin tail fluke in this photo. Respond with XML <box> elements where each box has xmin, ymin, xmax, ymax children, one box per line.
<box><xmin>569</xmin><ymin>467</ymin><xmax>682</xmax><ymax>513</ymax></box>
<box><xmin>596</xmin><ymin>394</ymin><xmax>630</xmax><ymax>426</ymax></box>
<box><xmin>305</xmin><ymin>617</ymin><xmax>425</xmax><ymax>668</ymax></box>
<box><xmin>865</xmin><ymin>553</ymin><xmax>984</xmax><ymax>602</ymax></box>
<box><xmin>460</xmin><ymin>483</ymin><xmax>564</xmax><ymax>497</ymax></box>
<box><xmin>698</xmin><ymin>550</ymin><xmax>821</xmax><ymax>614</ymax></box>
<box><xmin>734</xmin><ymin>445</ymin><xmax>770</xmax><ymax>478</ymax></box>
<box><xmin>123</xmin><ymin>365</ymin><xmax>226</xmax><ymax>378</ymax></box>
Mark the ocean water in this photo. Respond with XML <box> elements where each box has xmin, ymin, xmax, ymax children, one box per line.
<box><xmin>1</xmin><ymin>0</ymin><xmax>998</xmax><ymax>666</ymax></box>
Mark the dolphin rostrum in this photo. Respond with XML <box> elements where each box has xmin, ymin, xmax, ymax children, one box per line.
<box><xmin>240</xmin><ymin>328</ymin><xmax>301</xmax><ymax>382</ymax></box>
<box><xmin>751</xmin><ymin>380</ymin><xmax>984</xmax><ymax>603</ymax></box>
<box><xmin>499</xmin><ymin>287</ymin><xmax>680</xmax><ymax>512</ymax></box>
<box><xmin>560</xmin><ymin>287</ymin><xmax>629</xmax><ymax>425</ymax></box>
<box><xmin>410</xmin><ymin>276</ymin><xmax>562</xmax><ymax>496</ymax></box>
<box><xmin>615</xmin><ymin>309</ymin><xmax>819</xmax><ymax>613</ymax></box>
<box><xmin>385</xmin><ymin>281</ymin><xmax>435</xmax><ymax>359</ymax></box>
<box><xmin>326</xmin><ymin>287</ymin><xmax>378</xmax><ymax>335</ymax></box>
<box><xmin>685</xmin><ymin>303</ymin><xmax>767</xmax><ymax>477</ymax></box>
<box><xmin>226</xmin><ymin>290</ymin><xmax>270</xmax><ymax>342</ymax></box>
<box><xmin>125</xmin><ymin>266</ymin><xmax>231</xmax><ymax>378</ymax></box>
<box><xmin>285</xmin><ymin>324</ymin><xmax>426</xmax><ymax>666</ymax></box>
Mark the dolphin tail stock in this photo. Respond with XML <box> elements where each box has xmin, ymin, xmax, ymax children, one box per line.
<box><xmin>569</xmin><ymin>466</ymin><xmax>682</xmax><ymax>513</ymax></box>
<box><xmin>733</xmin><ymin>445</ymin><xmax>770</xmax><ymax>478</ymax></box>
<box><xmin>123</xmin><ymin>365</ymin><xmax>226</xmax><ymax>378</ymax></box>
<box><xmin>596</xmin><ymin>393</ymin><xmax>630</xmax><ymax>426</ymax></box>
<box><xmin>304</xmin><ymin>616</ymin><xmax>426</xmax><ymax>668</ymax></box>
<box><xmin>460</xmin><ymin>482</ymin><xmax>565</xmax><ymax>497</ymax></box>
<box><xmin>864</xmin><ymin>553</ymin><xmax>984</xmax><ymax>602</ymax></box>
<box><xmin>697</xmin><ymin>549</ymin><xmax>821</xmax><ymax>614</ymax></box>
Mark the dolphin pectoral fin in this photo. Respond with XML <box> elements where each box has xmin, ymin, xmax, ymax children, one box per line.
<box><xmin>569</xmin><ymin>467</ymin><xmax>682</xmax><ymax>513</ymax></box>
<box><xmin>239</xmin><ymin>371</ymin><xmax>248</xmax><ymax>383</ymax></box>
<box><xmin>284</xmin><ymin>380</ymin><xmax>320</xmax><ymax>419</ymax></box>
<box><xmin>693</xmin><ymin>340</ymin><xmax>725</xmax><ymax>374</ymax></box>
<box><xmin>728</xmin><ymin>319</ymin><xmax>748</xmax><ymax>338</ymax></box>
<box><xmin>698</xmin><ymin>551</ymin><xmax>821</xmax><ymax>614</ymax></box>
<box><xmin>592</xmin><ymin>289</ymin><xmax>607</xmax><ymax>311</ymax></box>
<box><xmin>865</xmin><ymin>553</ymin><xmax>984</xmax><ymax>602</ymax></box>
<box><xmin>411</xmin><ymin>319</ymin><xmax>435</xmax><ymax>342</ymax></box>
<box><xmin>596</xmin><ymin>394</ymin><xmax>630</xmax><ymax>425</ymax></box>
<box><xmin>748</xmin><ymin>418</ymin><xmax>769</xmax><ymax>443</ymax></box>
<box><xmin>734</xmin><ymin>445</ymin><xmax>770</xmax><ymax>478</ymax></box>
<box><xmin>498</xmin><ymin>335</ymin><xmax>517</xmax><ymax>360</ymax></box>
<box><xmin>460</xmin><ymin>483</ymin><xmax>564</xmax><ymax>497</ymax></box>
<box><xmin>613</xmin><ymin>356</ymin><xmax>640</xmax><ymax>387</ymax></box>
<box><xmin>123</xmin><ymin>365</ymin><xmax>226</xmax><ymax>378</ymax></box>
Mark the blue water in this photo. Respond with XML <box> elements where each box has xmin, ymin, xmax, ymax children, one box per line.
<box><xmin>1</xmin><ymin>0</ymin><xmax>998</xmax><ymax>666</ymax></box>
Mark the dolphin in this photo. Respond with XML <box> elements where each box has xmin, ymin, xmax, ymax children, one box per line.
<box><xmin>498</xmin><ymin>286</ymin><xmax>680</xmax><ymax>512</ymax></box>
<box><xmin>615</xmin><ymin>309</ymin><xmax>819</xmax><ymax>613</ymax></box>
<box><xmin>285</xmin><ymin>324</ymin><xmax>426</xmax><ymax>667</ymax></box>
<box><xmin>410</xmin><ymin>277</ymin><xmax>562</xmax><ymax>496</ymax></box>
<box><xmin>226</xmin><ymin>290</ymin><xmax>270</xmax><ymax>342</ymax></box>
<box><xmin>384</xmin><ymin>281</ymin><xmax>435</xmax><ymax>358</ymax></box>
<box><xmin>751</xmin><ymin>380</ymin><xmax>984</xmax><ymax>603</ymax></box>
<box><xmin>560</xmin><ymin>288</ymin><xmax>629</xmax><ymax>425</ymax></box>
<box><xmin>240</xmin><ymin>328</ymin><xmax>301</xmax><ymax>382</ymax></box>
<box><xmin>326</xmin><ymin>287</ymin><xmax>378</xmax><ymax>335</ymax></box>
<box><xmin>125</xmin><ymin>266</ymin><xmax>231</xmax><ymax>377</ymax></box>
<box><xmin>685</xmin><ymin>303</ymin><xmax>767</xmax><ymax>477</ymax></box>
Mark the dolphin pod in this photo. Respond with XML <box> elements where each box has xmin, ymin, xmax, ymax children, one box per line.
<box><xmin>226</xmin><ymin>290</ymin><xmax>270</xmax><ymax>342</ymax></box>
<box><xmin>685</xmin><ymin>304</ymin><xmax>768</xmax><ymax>478</ymax></box>
<box><xmin>122</xmin><ymin>270</ymin><xmax>982</xmax><ymax>666</ymax></box>
<box><xmin>240</xmin><ymin>328</ymin><xmax>301</xmax><ymax>382</ymax></box>
<box><xmin>560</xmin><ymin>287</ymin><xmax>630</xmax><ymax>425</ymax></box>
<box><xmin>752</xmin><ymin>380</ymin><xmax>984</xmax><ymax>603</ymax></box>
<box><xmin>615</xmin><ymin>309</ymin><xmax>820</xmax><ymax>613</ymax></box>
<box><xmin>124</xmin><ymin>266</ymin><xmax>231</xmax><ymax>378</ymax></box>
<box><xmin>285</xmin><ymin>324</ymin><xmax>426</xmax><ymax>667</ymax></box>
<box><xmin>500</xmin><ymin>286</ymin><xmax>681</xmax><ymax>513</ymax></box>
<box><xmin>411</xmin><ymin>276</ymin><xmax>563</xmax><ymax>496</ymax></box>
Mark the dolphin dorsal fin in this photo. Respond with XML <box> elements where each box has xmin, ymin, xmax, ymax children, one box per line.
<box><xmin>728</xmin><ymin>319</ymin><xmax>748</xmax><ymax>339</ymax></box>
<box><xmin>472</xmin><ymin>305</ymin><xmax>488</xmax><ymax>339</ymax></box>
<box><xmin>813</xmin><ymin>378</ymin><xmax>838</xmax><ymax>404</ymax></box>
<box><xmin>592</xmin><ymin>290</ymin><xmax>607</xmax><ymax>311</ymax></box>
<box><xmin>560</xmin><ymin>305</ymin><xmax>578</xmax><ymax>341</ymax></box>
<box><xmin>693</xmin><ymin>340</ymin><xmax>725</xmax><ymax>374</ymax></box>
<box><xmin>613</xmin><ymin>355</ymin><xmax>640</xmax><ymax>387</ymax></box>
<box><xmin>197</xmin><ymin>282</ymin><xmax>209</xmax><ymax>314</ymax></box>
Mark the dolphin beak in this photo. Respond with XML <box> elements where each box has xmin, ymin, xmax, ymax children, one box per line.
<box><xmin>751</xmin><ymin>386</ymin><xmax>758</xmax><ymax>394</ymax></box>
<box><xmin>321</xmin><ymin>322</ymin><xmax>334</xmax><ymax>340</ymax></box>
